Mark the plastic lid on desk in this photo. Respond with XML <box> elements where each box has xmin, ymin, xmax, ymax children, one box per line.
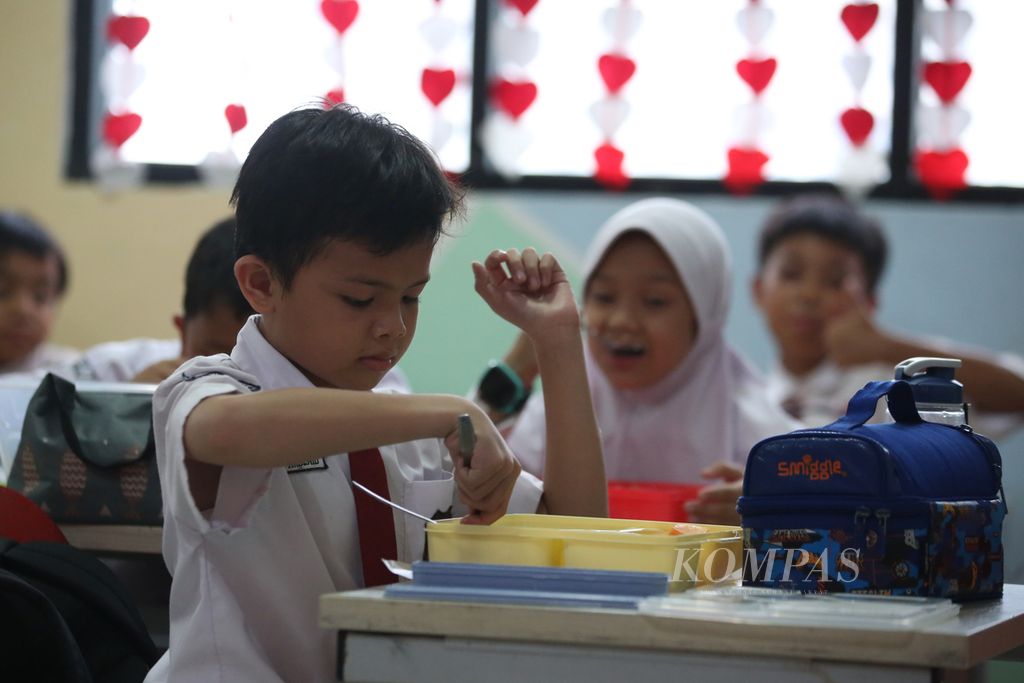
<box><xmin>638</xmin><ymin>586</ymin><xmax>960</xmax><ymax>630</ymax></box>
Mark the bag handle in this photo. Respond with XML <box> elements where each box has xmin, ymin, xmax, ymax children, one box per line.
<box><xmin>829</xmin><ymin>380</ymin><xmax>922</xmax><ymax>430</ymax></box>
<box><xmin>44</xmin><ymin>373</ymin><xmax>155</xmax><ymax>467</ymax></box>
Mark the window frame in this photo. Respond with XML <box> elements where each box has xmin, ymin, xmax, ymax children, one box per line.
<box><xmin>64</xmin><ymin>0</ymin><xmax>1024</xmax><ymax>203</ymax></box>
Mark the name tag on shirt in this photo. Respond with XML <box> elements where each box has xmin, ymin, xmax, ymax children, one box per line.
<box><xmin>287</xmin><ymin>459</ymin><xmax>328</xmax><ymax>474</ymax></box>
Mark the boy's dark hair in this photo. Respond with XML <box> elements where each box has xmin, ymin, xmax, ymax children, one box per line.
<box><xmin>183</xmin><ymin>217</ymin><xmax>254</xmax><ymax>321</ymax></box>
<box><xmin>758</xmin><ymin>194</ymin><xmax>888</xmax><ymax>294</ymax></box>
<box><xmin>0</xmin><ymin>211</ymin><xmax>69</xmax><ymax>296</ymax></box>
<box><xmin>230</xmin><ymin>104</ymin><xmax>464</xmax><ymax>288</ymax></box>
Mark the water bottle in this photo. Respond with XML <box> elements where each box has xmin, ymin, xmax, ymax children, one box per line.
<box><xmin>893</xmin><ymin>357</ymin><xmax>968</xmax><ymax>426</ymax></box>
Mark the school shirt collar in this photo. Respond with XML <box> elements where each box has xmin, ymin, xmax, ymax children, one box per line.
<box><xmin>231</xmin><ymin>315</ymin><xmax>313</xmax><ymax>392</ymax></box>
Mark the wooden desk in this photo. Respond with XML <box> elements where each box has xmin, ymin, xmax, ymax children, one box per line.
<box><xmin>320</xmin><ymin>584</ymin><xmax>1024</xmax><ymax>683</ymax></box>
<box><xmin>59</xmin><ymin>524</ymin><xmax>162</xmax><ymax>554</ymax></box>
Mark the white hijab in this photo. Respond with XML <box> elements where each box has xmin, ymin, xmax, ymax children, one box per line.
<box><xmin>508</xmin><ymin>198</ymin><xmax>800</xmax><ymax>482</ymax></box>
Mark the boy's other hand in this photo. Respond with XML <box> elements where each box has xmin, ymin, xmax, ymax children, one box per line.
<box><xmin>684</xmin><ymin>461</ymin><xmax>743</xmax><ymax>526</ymax></box>
<box><xmin>444</xmin><ymin>410</ymin><xmax>521</xmax><ymax>525</ymax></box>
<box><xmin>472</xmin><ymin>248</ymin><xmax>579</xmax><ymax>339</ymax></box>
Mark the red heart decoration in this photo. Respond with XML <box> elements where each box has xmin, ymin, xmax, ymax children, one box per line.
<box><xmin>224</xmin><ymin>104</ymin><xmax>247</xmax><ymax>134</ymax></box>
<box><xmin>598</xmin><ymin>54</ymin><xmax>637</xmax><ymax>95</ymax></box>
<box><xmin>321</xmin><ymin>0</ymin><xmax>359</xmax><ymax>35</ymax></box>
<box><xmin>103</xmin><ymin>112</ymin><xmax>142</xmax><ymax>149</ymax></box>
<box><xmin>840</xmin><ymin>107</ymin><xmax>874</xmax><ymax>146</ymax></box>
<box><xmin>916</xmin><ymin>149</ymin><xmax>968</xmax><ymax>198</ymax></box>
<box><xmin>107</xmin><ymin>15</ymin><xmax>150</xmax><ymax>51</ymax></box>
<box><xmin>724</xmin><ymin>146</ymin><xmax>769</xmax><ymax>194</ymax></box>
<box><xmin>324</xmin><ymin>89</ymin><xmax>346</xmax><ymax>107</ymax></box>
<box><xmin>421</xmin><ymin>68</ymin><xmax>457</xmax><ymax>107</ymax></box>
<box><xmin>840</xmin><ymin>3</ymin><xmax>879</xmax><ymax>42</ymax></box>
<box><xmin>594</xmin><ymin>143</ymin><xmax>630</xmax><ymax>190</ymax></box>
<box><xmin>923</xmin><ymin>61</ymin><xmax>972</xmax><ymax>104</ymax></box>
<box><xmin>736</xmin><ymin>58</ymin><xmax>777</xmax><ymax>95</ymax></box>
<box><xmin>490</xmin><ymin>78</ymin><xmax>538</xmax><ymax>120</ymax></box>
<box><xmin>506</xmin><ymin>0</ymin><xmax>539</xmax><ymax>17</ymax></box>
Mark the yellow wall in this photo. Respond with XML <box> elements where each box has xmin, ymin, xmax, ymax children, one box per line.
<box><xmin>0</xmin><ymin>1</ymin><xmax>230</xmax><ymax>349</ymax></box>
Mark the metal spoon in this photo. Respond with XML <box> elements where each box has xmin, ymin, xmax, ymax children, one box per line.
<box><xmin>352</xmin><ymin>480</ymin><xmax>438</xmax><ymax>525</ymax></box>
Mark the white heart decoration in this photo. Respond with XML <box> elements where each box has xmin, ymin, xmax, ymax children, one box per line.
<box><xmin>197</xmin><ymin>149</ymin><xmax>243</xmax><ymax>188</ymax></box>
<box><xmin>100</xmin><ymin>52</ymin><xmax>146</xmax><ymax>105</ymax></box>
<box><xmin>736</xmin><ymin>3</ymin><xmax>774</xmax><ymax>45</ymax></box>
<box><xmin>493</xmin><ymin>21</ymin><xmax>539</xmax><ymax>67</ymax></box>
<box><xmin>732</xmin><ymin>101</ymin><xmax>772</xmax><ymax>147</ymax></box>
<box><xmin>324</xmin><ymin>41</ymin><xmax>347</xmax><ymax>78</ymax></box>
<box><xmin>431</xmin><ymin>117</ymin><xmax>453</xmax><ymax>151</ymax></box>
<box><xmin>91</xmin><ymin>146</ymin><xmax>145</xmax><ymax>193</ymax></box>
<box><xmin>836</xmin><ymin>146</ymin><xmax>886</xmax><ymax>198</ymax></box>
<box><xmin>480</xmin><ymin>113</ymin><xmax>532</xmax><ymax>178</ymax></box>
<box><xmin>842</xmin><ymin>51</ymin><xmax>872</xmax><ymax>92</ymax></box>
<box><xmin>602</xmin><ymin>5</ymin><xmax>642</xmax><ymax>47</ymax></box>
<box><xmin>419</xmin><ymin>14</ymin><xmax>458</xmax><ymax>53</ymax></box>
<box><xmin>923</xmin><ymin>9</ymin><xmax>973</xmax><ymax>56</ymax></box>
<box><xmin>917</xmin><ymin>104</ymin><xmax>971</xmax><ymax>151</ymax></box>
<box><xmin>589</xmin><ymin>97</ymin><xmax>631</xmax><ymax>139</ymax></box>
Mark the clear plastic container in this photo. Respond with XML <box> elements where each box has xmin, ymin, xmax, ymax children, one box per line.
<box><xmin>892</xmin><ymin>357</ymin><xmax>968</xmax><ymax>426</ymax></box>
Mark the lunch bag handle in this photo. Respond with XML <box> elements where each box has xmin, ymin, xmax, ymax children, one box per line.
<box><xmin>830</xmin><ymin>380</ymin><xmax>922</xmax><ymax>430</ymax></box>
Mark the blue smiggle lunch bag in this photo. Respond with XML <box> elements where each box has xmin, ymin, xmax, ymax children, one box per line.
<box><xmin>738</xmin><ymin>380</ymin><xmax>1005</xmax><ymax>601</ymax></box>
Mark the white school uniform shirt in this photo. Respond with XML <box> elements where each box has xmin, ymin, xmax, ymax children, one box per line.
<box><xmin>508</xmin><ymin>198</ymin><xmax>802</xmax><ymax>483</ymax></box>
<box><xmin>146</xmin><ymin>316</ymin><xmax>541</xmax><ymax>683</ymax></box>
<box><xmin>763</xmin><ymin>360</ymin><xmax>891</xmax><ymax>428</ymax></box>
<box><xmin>0</xmin><ymin>342</ymin><xmax>79</xmax><ymax>378</ymax></box>
<box><xmin>71</xmin><ymin>337</ymin><xmax>180</xmax><ymax>382</ymax></box>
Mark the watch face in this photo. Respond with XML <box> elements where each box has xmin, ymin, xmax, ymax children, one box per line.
<box><xmin>479</xmin><ymin>366</ymin><xmax>518</xmax><ymax>410</ymax></box>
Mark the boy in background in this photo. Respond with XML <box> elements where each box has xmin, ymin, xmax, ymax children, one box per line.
<box><xmin>753</xmin><ymin>194</ymin><xmax>1024</xmax><ymax>431</ymax></box>
<box><xmin>73</xmin><ymin>217</ymin><xmax>413</xmax><ymax>390</ymax></box>
<box><xmin>145</xmin><ymin>105</ymin><xmax>604</xmax><ymax>682</ymax></box>
<box><xmin>73</xmin><ymin>217</ymin><xmax>252</xmax><ymax>384</ymax></box>
<box><xmin>0</xmin><ymin>210</ymin><xmax>77</xmax><ymax>375</ymax></box>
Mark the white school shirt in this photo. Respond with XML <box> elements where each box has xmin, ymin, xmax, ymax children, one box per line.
<box><xmin>71</xmin><ymin>337</ymin><xmax>180</xmax><ymax>382</ymax></box>
<box><xmin>146</xmin><ymin>316</ymin><xmax>542</xmax><ymax>683</ymax></box>
<box><xmin>0</xmin><ymin>342</ymin><xmax>79</xmax><ymax>377</ymax></box>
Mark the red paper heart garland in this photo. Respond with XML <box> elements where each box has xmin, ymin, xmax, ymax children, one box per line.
<box><xmin>224</xmin><ymin>105</ymin><xmax>247</xmax><ymax>134</ymax></box>
<box><xmin>916</xmin><ymin>149</ymin><xmax>968</xmax><ymax>197</ymax></box>
<box><xmin>103</xmin><ymin>112</ymin><xmax>142</xmax><ymax>148</ymax></box>
<box><xmin>840</xmin><ymin>107</ymin><xmax>874</xmax><ymax>146</ymax></box>
<box><xmin>321</xmin><ymin>0</ymin><xmax>359</xmax><ymax>35</ymax></box>
<box><xmin>594</xmin><ymin>143</ymin><xmax>629</xmax><ymax>191</ymax></box>
<box><xmin>598</xmin><ymin>54</ymin><xmax>636</xmax><ymax>95</ymax></box>
<box><xmin>107</xmin><ymin>16</ymin><xmax>150</xmax><ymax>51</ymax></box>
<box><xmin>725</xmin><ymin>147</ymin><xmax>769</xmax><ymax>194</ymax></box>
<box><xmin>422</xmin><ymin>68</ymin><xmax>457</xmax><ymax>107</ymax></box>
<box><xmin>506</xmin><ymin>0</ymin><xmax>539</xmax><ymax>17</ymax></box>
<box><xmin>840</xmin><ymin>3</ymin><xmax>879</xmax><ymax>42</ymax></box>
<box><xmin>490</xmin><ymin>78</ymin><xmax>538</xmax><ymax>120</ymax></box>
<box><xmin>324</xmin><ymin>89</ymin><xmax>346</xmax><ymax>107</ymax></box>
<box><xmin>923</xmin><ymin>61</ymin><xmax>972</xmax><ymax>104</ymax></box>
<box><xmin>736</xmin><ymin>58</ymin><xmax>777</xmax><ymax>95</ymax></box>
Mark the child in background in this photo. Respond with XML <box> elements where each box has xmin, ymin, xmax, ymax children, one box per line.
<box><xmin>145</xmin><ymin>105</ymin><xmax>604</xmax><ymax>683</ymax></box>
<box><xmin>0</xmin><ymin>211</ymin><xmax>77</xmax><ymax>375</ymax></box>
<box><xmin>754</xmin><ymin>194</ymin><xmax>1024</xmax><ymax>435</ymax></box>
<box><xmin>72</xmin><ymin>217</ymin><xmax>252</xmax><ymax>383</ymax></box>
<box><xmin>74</xmin><ymin>217</ymin><xmax>412</xmax><ymax>391</ymax></box>
<box><xmin>502</xmin><ymin>198</ymin><xmax>799</xmax><ymax>526</ymax></box>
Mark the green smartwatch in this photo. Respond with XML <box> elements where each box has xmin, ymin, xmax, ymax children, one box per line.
<box><xmin>477</xmin><ymin>360</ymin><xmax>530</xmax><ymax>415</ymax></box>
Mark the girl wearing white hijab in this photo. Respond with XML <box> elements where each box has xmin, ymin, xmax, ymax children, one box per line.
<box><xmin>506</xmin><ymin>198</ymin><xmax>800</xmax><ymax>523</ymax></box>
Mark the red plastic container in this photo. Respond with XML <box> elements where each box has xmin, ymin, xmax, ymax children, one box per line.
<box><xmin>607</xmin><ymin>481</ymin><xmax>703</xmax><ymax>523</ymax></box>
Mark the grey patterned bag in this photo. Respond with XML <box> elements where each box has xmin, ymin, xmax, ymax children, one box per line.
<box><xmin>7</xmin><ymin>374</ymin><xmax>162</xmax><ymax>525</ymax></box>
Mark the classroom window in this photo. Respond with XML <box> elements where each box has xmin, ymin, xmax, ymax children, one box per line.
<box><xmin>67</xmin><ymin>0</ymin><xmax>1023</xmax><ymax>200</ymax></box>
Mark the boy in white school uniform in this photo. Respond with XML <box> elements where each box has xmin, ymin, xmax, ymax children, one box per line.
<box><xmin>754</xmin><ymin>194</ymin><xmax>1024</xmax><ymax>434</ymax></box>
<box><xmin>144</xmin><ymin>104</ymin><xmax>605</xmax><ymax>683</ymax></box>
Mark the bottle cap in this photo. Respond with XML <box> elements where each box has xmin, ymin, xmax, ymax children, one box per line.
<box><xmin>894</xmin><ymin>357</ymin><xmax>964</xmax><ymax>405</ymax></box>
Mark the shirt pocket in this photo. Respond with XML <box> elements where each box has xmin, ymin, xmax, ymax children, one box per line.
<box><xmin>399</xmin><ymin>476</ymin><xmax>455</xmax><ymax>563</ymax></box>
